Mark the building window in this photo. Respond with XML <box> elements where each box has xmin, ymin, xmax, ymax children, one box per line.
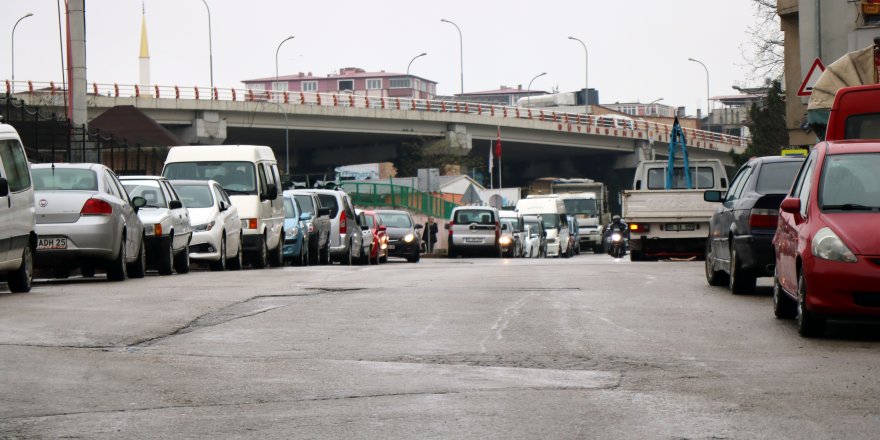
<box><xmin>389</xmin><ymin>78</ymin><xmax>411</xmax><ymax>88</ymax></box>
<box><xmin>301</xmin><ymin>81</ymin><xmax>317</xmax><ymax>92</ymax></box>
<box><xmin>246</xmin><ymin>83</ymin><xmax>266</xmax><ymax>91</ymax></box>
<box><xmin>272</xmin><ymin>81</ymin><xmax>288</xmax><ymax>92</ymax></box>
<box><xmin>366</xmin><ymin>79</ymin><xmax>382</xmax><ymax>90</ymax></box>
<box><xmin>338</xmin><ymin>80</ymin><xmax>354</xmax><ymax>91</ymax></box>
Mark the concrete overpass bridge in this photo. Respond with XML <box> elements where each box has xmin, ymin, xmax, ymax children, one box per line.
<box><xmin>9</xmin><ymin>80</ymin><xmax>746</xmax><ymax>187</ymax></box>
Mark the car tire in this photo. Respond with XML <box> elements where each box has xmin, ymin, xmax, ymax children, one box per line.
<box><xmin>228</xmin><ymin>237</ymin><xmax>243</xmax><ymax>271</ymax></box>
<box><xmin>268</xmin><ymin>233</ymin><xmax>284</xmax><ymax>267</ymax></box>
<box><xmin>705</xmin><ymin>239</ymin><xmax>728</xmax><ymax>287</ymax></box>
<box><xmin>797</xmin><ymin>270</ymin><xmax>825</xmax><ymax>337</ymax></box>
<box><xmin>174</xmin><ymin>243</ymin><xmax>190</xmax><ymax>274</ymax></box>
<box><xmin>448</xmin><ymin>244</ymin><xmax>457</xmax><ymax>259</ymax></box>
<box><xmin>106</xmin><ymin>238</ymin><xmax>127</xmax><ymax>282</ymax></box>
<box><xmin>127</xmin><ymin>237</ymin><xmax>146</xmax><ymax>279</ymax></box>
<box><xmin>407</xmin><ymin>250</ymin><xmax>420</xmax><ymax>263</ymax></box>
<box><xmin>729</xmin><ymin>244</ymin><xmax>756</xmax><ymax>295</ymax></box>
<box><xmin>7</xmin><ymin>245</ymin><xmax>33</xmax><ymax>293</ymax></box>
<box><xmin>773</xmin><ymin>268</ymin><xmax>797</xmax><ymax>319</ymax></box>
<box><xmin>157</xmin><ymin>238</ymin><xmax>174</xmax><ymax>276</ymax></box>
<box><xmin>319</xmin><ymin>241</ymin><xmax>330</xmax><ymax>265</ymax></box>
<box><xmin>359</xmin><ymin>244</ymin><xmax>370</xmax><ymax>265</ymax></box>
<box><xmin>346</xmin><ymin>241</ymin><xmax>354</xmax><ymax>266</ymax></box>
<box><xmin>210</xmin><ymin>236</ymin><xmax>227</xmax><ymax>271</ymax></box>
<box><xmin>252</xmin><ymin>236</ymin><xmax>269</xmax><ymax>269</ymax></box>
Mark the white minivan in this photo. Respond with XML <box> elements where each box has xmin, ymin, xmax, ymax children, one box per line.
<box><xmin>162</xmin><ymin>145</ymin><xmax>284</xmax><ymax>269</ymax></box>
<box><xmin>0</xmin><ymin>123</ymin><xmax>36</xmax><ymax>292</ymax></box>
<box><xmin>516</xmin><ymin>195</ymin><xmax>572</xmax><ymax>258</ymax></box>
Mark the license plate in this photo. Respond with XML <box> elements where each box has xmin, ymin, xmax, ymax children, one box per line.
<box><xmin>665</xmin><ymin>223</ymin><xmax>696</xmax><ymax>232</ymax></box>
<box><xmin>464</xmin><ymin>237</ymin><xmax>483</xmax><ymax>243</ymax></box>
<box><xmin>37</xmin><ymin>237</ymin><xmax>68</xmax><ymax>250</ymax></box>
<box><xmin>387</xmin><ymin>244</ymin><xmax>396</xmax><ymax>250</ymax></box>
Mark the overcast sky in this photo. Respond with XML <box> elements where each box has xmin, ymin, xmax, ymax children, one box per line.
<box><xmin>4</xmin><ymin>0</ymin><xmax>761</xmax><ymax>115</ymax></box>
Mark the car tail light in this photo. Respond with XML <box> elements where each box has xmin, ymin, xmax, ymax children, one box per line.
<box><xmin>339</xmin><ymin>210</ymin><xmax>347</xmax><ymax>234</ymax></box>
<box><xmin>80</xmin><ymin>198</ymin><xmax>112</xmax><ymax>216</ymax></box>
<box><xmin>448</xmin><ymin>221</ymin><xmax>454</xmax><ymax>239</ymax></box>
<box><xmin>242</xmin><ymin>218</ymin><xmax>258</xmax><ymax>230</ymax></box>
<box><xmin>749</xmin><ymin>209</ymin><xmax>778</xmax><ymax>229</ymax></box>
<box><xmin>630</xmin><ymin>223</ymin><xmax>649</xmax><ymax>233</ymax></box>
<box><xmin>495</xmin><ymin>222</ymin><xmax>501</xmax><ymax>241</ymax></box>
<box><xmin>154</xmin><ymin>224</ymin><xmax>163</xmax><ymax>236</ymax></box>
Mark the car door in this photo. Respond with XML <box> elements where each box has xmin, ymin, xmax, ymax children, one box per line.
<box><xmin>775</xmin><ymin>151</ymin><xmax>817</xmax><ymax>294</ymax></box>
<box><xmin>344</xmin><ymin>196</ymin><xmax>362</xmax><ymax>256</ymax></box>
<box><xmin>105</xmin><ymin>170</ymin><xmax>141</xmax><ymax>259</ymax></box>
<box><xmin>0</xmin><ymin>138</ymin><xmax>34</xmax><ymax>264</ymax></box>
<box><xmin>213</xmin><ymin>183</ymin><xmax>236</xmax><ymax>255</ymax></box>
<box><xmin>162</xmin><ymin>180</ymin><xmax>191</xmax><ymax>252</ymax></box>
<box><xmin>717</xmin><ymin>165</ymin><xmax>753</xmax><ymax>262</ymax></box>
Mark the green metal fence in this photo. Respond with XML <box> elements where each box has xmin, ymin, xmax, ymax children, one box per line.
<box><xmin>341</xmin><ymin>182</ymin><xmax>458</xmax><ymax>219</ymax></box>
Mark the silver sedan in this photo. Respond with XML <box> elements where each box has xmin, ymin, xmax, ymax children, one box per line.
<box><xmin>31</xmin><ymin>163</ymin><xmax>147</xmax><ymax>281</ymax></box>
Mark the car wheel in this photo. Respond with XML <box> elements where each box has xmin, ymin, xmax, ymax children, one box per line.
<box><xmin>106</xmin><ymin>238</ymin><xmax>128</xmax><ymax>282</ymax></box>
<box><xmin>210</xmin><ymin>236</ymin><xmax>227</xmax><ymax>271</ymax></box>
<box><xmin>7</xmin><ymin>245</ymin><xmax>33</xmax><ymax>293</ymax></box>
<box><xmin>729</xmin><ymin>244</ymin><xmax>756</xmax><ymax>295</ymax></box>
<box><xmin>268</xmin><ymin>233</ymin><xmax>284</xmax><ymax>267</ymax></box>
<box><xmin>157</xmin><ymin>238</ymin><xmax>174</xmax><ymax>275</ymax></box>
<box><xmin>80</xmin><ymin>265</ymin><xmax>96</xmax><ymax>278</ymax></box>
<box><xmin>252</xmin><ymin>236</ymin><xmax>269</xmax><ymax>269</ymax></box>
<box><xmin>407</xmin><ymin>250</ymin><xmax>420</xmax><ymax>263</ymax></box>
<box><xmin>174</xmin><ymin>242</ymin><xmax>190</xmax><ymax>274</ymax></box>
<box><xmin>320</xmin><ymin>241</ymin><xmax>330</xmax><ymax>265</ymax></box>
<box><xmin>127</xmin><ymin>237</ymin><xmax>146</xmax><ymax>279</ymax></box>
<box><xmin>705</xmin><ymin>239</ymin><xmax>728</xmax><ymax>287</ymax></box>
<box><xmin>773</xmin><ymin>268</ymin><xmax>797</xmax><ymax>319</ymax></box>
<box><xmin>227</xmin><ymin>237</ymin><xmax>243</xmax><ymax>271</ymax></box>
<box><xmin>346</xmin><ymin>241</ymin><xmax>354</xmax><ymax>266</ymax></box>
<box><xmin>796</xmin><ymin>270</ymin><xmax>826</xmax><ymax>337</ymax></box>
<box><xmin>448</xmin><ymin>244</ymin><xmax>457</xmax><ymax>258</ymax></box>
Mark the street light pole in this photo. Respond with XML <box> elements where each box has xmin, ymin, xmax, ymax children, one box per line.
<box><xmin>567</xmin><ymin>36</ymin><xmax>588</xmax><ymax>113</ymax></box>
<box><xmin>406</xmin><ymin>52</ymin><xmax>427</xmax><ymax>75</ymax></box>
<box><xmin>275</xmin><ymin>35</ymin><xmax>295</xmax><ymax>89</ymax></box>
<box><xmin>11</xmin><ymin>12</ymin><xmax>34</xmax><ymax>84</ymax></box>
<box><xmin>200</xmin><ymin>0</ymin><xmax>214</xmax><ymax>91</ymax></box>
<box><xmin>526</xmin><ymin>72</ymin><xmax>547</xmax><ymax>108</ymax></box>
<box><xmin>440</xmin><ymin>19</ymin><xmax>463</xmax><ymax>95</ymax></box>
<box><xmin>645</xmin><ymin>97</ymin><xmax>663</xmax><ymax>116</ymax></box>
<box><xmin>687</xmin><ymin>58</ymin><xmax>710</xmax><ymax>120</ymax></box>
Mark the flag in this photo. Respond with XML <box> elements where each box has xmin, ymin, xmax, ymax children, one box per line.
<box><xmin>488</xmin><ymin>144</ymin><xmax>494</xmax><ymax>174</ymax></box>
<box><xmin>494</xmin><ymin>126</ymin><xmax>502</xmax><ymax>158</ymax></box>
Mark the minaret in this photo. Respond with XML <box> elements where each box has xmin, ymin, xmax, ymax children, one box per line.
<box><xmin>138</xmin><ymin>3</ymin><xmax>150</xmax><ymax>89</ymax></box>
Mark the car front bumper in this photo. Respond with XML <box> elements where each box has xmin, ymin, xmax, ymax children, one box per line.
<box><xmin>188</xmin><ymin>227</ymin><xmax>223</xmax><ymax>262</ymax></box>
<box><xmin>804</xmin><ymin>254</ymin><xmax>880</xmax><ymax>318</ymax></box>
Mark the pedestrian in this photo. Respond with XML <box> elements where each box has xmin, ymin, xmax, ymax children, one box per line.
<box><xmin>423</xmin><ymin>217</ymin><xmax>438</xmax><ymax>253</ymax></box>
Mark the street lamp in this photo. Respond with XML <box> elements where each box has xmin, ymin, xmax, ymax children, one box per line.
<box><xmin>200</xmin><ymin>0</ymin><xmax>214</xmax><ymax>91</ymax></box>
<box><xmin>11</xmin><ymin>12</ymin><xmax>34</xmax><ymax>84</ymax></box>
<box><xmin>567</xmin><ymin>36</ymin><xmax>588</xmax><ymax>112</ymax></box>
<box><xmin>526</xmin><ymin>72</ymin><xmax>547</xmax><ymax>108</ymax></box>
<box><xmin>687</xmin><ymin>57</ymin><xmax>710</xmax><ymax>119</ymax></box>
<box><xmin>275</xmin><ymin>35</ymin><xmax>295</xmax><ymax>90</ymax></box>
<box><xmin>406</xmin><ymin>52</ymin><xmax>427</xmax><ymax>75</ymax></box>
<box><xmin>440</xmin><ymin>18</ymin><xmax>463</xmax><ymax>95</ymax></box>
<box><xmin>645</xmin><ymin>97</ymin><xmax>663</xmax><ymax>116</ymax></box>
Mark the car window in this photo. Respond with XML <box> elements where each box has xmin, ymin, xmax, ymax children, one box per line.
<box><xmin>216</xmin><ymin>185</ymin><xmax>232</xmax><ymax>206</ymax></box>
<box><xmin>453</xmin><ymin>209</ymin><xmax>495</xmax><ymax>224</ymax></box>
<box><xmin>103</xmin><ymin>172</ymin><xmax>122</xmax><ymax>199</ymax></box>
<box><xmin>363</xmin><ymin>214</ymin><xmax>376</xmax><ymax>228</ymax></box>
<box><xmin>844</xmin><ymin>113</ymin><xmax>880</xmax><ymax>140</ymax></box>
<box><xmin>755</xmin><ymin>161</ymin><xmax>804</xmax><ymax>195</ymax></box>
<box><xmin>122</xmin><ymin>180</ymin><xmax>168</xmax><ymax>208</ymax></box>
<box><xmin>819</xmin><ymin>153</ymin><xmax>880</xmax><ymax>210</ymax></box>
<box><xmin>796</xmin><ymin>154</ymin><xmax>817</xmax><ymax>217</ymax></box>
<box><xmin>725</xmin><ymin>166</ymin><xmax>752</xmax><ymax>203</ymax></box>
<box><xmin>32</xmin><ymin>168</ymin><xmax>98</xmax><ymax>191</ymax></box>
<box><xmin>647</xmin><ymin>166</ymin><xmax>715</xmax><ymax>190</ymax></box>
<box><xmin>283</xmin><ymin>197</ymin><xmax>296</xmax><ymax>218</ymax></box>
<box><xmin>317</xmin><ymin>194</ymin><xmax>339</xmax><ymax>218</ymax></box>
<box><xmin>176</xmin><ymin>184</ymin><xmax>214</xmax><ymax>209</ymax></box>
<box><xmin>294</xmin><ymin>194</ymin><xmax>315</xmax><ymax>214</ymax></box>
<box><xmin>257</xmin><ymin>164</ymin><xmax>268</xmax><ymax>196</ymax></box>
<box><xmin>378</xmin><ymin>212</ymin><xmax>413</xmax><ymax>228</ymax></box>
<box><xmin>0</xmin><ymin>139</ymin><xmax>31</xmax><ymax>192</ymax></box>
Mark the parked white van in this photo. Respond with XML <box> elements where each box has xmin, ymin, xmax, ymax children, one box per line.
<box><xmin>0</xmin><ymin>123</ymin><xmax>36</xmax><ymax>292</ymax></box>
<box><xmin>162</xmin><ymin>145</ymin><xmax>284</xmax><ymax>268</ymax></box>
<box><xmin>516</xmin><ymin>195</ymin><xmax>572</xmax><ymax>258</ymax></box>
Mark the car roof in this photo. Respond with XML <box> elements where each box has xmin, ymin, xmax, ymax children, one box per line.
<box><xmin>748</xmin><ymin>155</ymin><xmax>805</xmax><ymax>165</ymax></box>
<box><xmin>119</xmin><ymin>175</ymin><xmax>168</xmax><ymax>181</ymax></box>
<box><xmin>823</xmin><ymin>140</ymin><xmax>880</xmax><ymax>155</ymax></box>
<box><xmin>31</xmin><ymin>162</ymin><xmax>105</xmax><ymax>170</ymax></box>
<box><xmin>375</xmin><ymin>209</ymin><xmax>410</xmax><ymax>215</ymax></box>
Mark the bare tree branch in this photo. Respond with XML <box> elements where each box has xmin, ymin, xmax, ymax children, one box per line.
<box><xmin>742</xmin><ymin>0</ymin><xmax>784</xmax><ymax>81</ymax></box>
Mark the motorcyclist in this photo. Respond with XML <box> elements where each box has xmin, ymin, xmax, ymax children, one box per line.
<box><xmin>605</xmin><ymin>215</ymin><xmax>629</xmax><ymax>253</ymax></box>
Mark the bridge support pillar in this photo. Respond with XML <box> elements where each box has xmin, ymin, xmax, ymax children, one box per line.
<box><xmin>613</xmin><ymin>139</ymin><xmax>655</xmax><ymax>169</ymax></box>
<box><xmin>173</xmin><ymin>111</ymin><xmax>227</xmax><ymax>145</ymax></box>
<box><xmin>424</xmin><ymin>124</ymin><xmax>472</xmax><ymax>155</ymax></box>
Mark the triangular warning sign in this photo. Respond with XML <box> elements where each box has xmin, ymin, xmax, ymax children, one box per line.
<box><xmin>797</xmin><ymin>58</ymin><xmax>825</xmax><ymax>97</ymax></box>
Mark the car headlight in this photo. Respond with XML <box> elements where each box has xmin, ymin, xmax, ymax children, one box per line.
<box><xmin>812</xmin><ymin>227</ymin><xmax>857</xmax><ymax>263</ymax></box>
<box><xmin>285</xmin><ymin>227</ymin><xmax>299</xmax><ymax>239</ymax></box>
<box><xmin>611</xmin><ymin>233</ymin><xmax>622</xmax><ymax>242</ymax></box>
<box><xmin>193</xmin><ymin>221</ymin><xmax>216</xmax><ymax>232</ymax></box>
<box><xmin>403</xmin><ymin>233</ymin><xmax>415</xmax><ymax>243</ymax></box>
<box><xmin>499</xmin><ymin>236</ymin><xmax>512</xmax><ymax>245</ymax></box>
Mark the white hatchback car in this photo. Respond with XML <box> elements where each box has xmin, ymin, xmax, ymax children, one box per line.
<box><xmin>171</xmin><ymin>180</ymin><xmax>243</xmax><ymax>271</ymax></box>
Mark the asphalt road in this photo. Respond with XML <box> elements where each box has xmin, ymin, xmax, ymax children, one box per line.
<box><xmin>1</xmin><ymin>253</ymin><xmax>879</xmax><ymax>439</ymax></box>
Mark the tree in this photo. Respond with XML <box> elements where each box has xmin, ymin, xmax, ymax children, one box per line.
<box><xmin>742</xmin><ymin>0</ymin><xmax>784</xmax><ymax>81</ymax></box>
<box><xmin>392</xmin><ymin>140</ymin><xmax>482</xmax><ymax>178</ymax></box>
<box><xmin>733</xmin><ymin>80</ymin><xmax>789</xmax><ymax>166</ymax></box>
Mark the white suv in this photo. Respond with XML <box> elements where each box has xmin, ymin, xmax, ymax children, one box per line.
<box><xmin>0</xmin><ymin>123</ymin><xmax>36</xmax><ymax>292</ymax></box>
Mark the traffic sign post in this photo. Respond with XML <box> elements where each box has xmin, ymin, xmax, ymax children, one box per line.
<box><xmin>797</xmin><ymin>58</ymin><xmax>826</xmax><ymax>97</ymax></box>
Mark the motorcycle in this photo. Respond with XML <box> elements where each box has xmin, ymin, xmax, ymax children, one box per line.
<box><xmin>607</xmin><ymin>226</ymin><xmax>626</xmax><ymax>258</ymax></box>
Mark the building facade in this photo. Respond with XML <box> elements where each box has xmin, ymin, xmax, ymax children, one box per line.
<box><xmin>778</xmin><ymin>0</ymin><xmax>880</xmax><ymax>146</ymax></box>
<box><xmin>451</xmin><ymin>86</ymin><xmax>547</xmax><ymax>106</ymax></box>
<box><xmin>242</xmin><ymin>67</ymin><xmax>438</xmax><ymax>100</ymax></box>
<box><xmin>603</xmin><ymin>102</ymin><xmax>678</xmax><ymax>118</ymax></box>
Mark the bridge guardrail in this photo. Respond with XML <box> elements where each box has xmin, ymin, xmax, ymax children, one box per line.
<box><xmin>340</xmin><ymin>182</ymin><xmax>457</xmax><ymax>219</ymax></box>
<box><xmin>5</xmin><ymin>79</ymin><xmax>746</xmax><ymax>154</ymax></box>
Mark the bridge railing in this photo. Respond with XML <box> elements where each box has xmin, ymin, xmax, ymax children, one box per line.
<box><xmin>340</xmin><ymin>182</ymin><xmax>457</xmax><ymax>219</ymax></box>
<box><xmin>6</xmin><ymin>79</ymin><xmax>746</xmax><ymax>153</ymax></box>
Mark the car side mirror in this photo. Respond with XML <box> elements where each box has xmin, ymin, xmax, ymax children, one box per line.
<box><xmin>378</xmin><ymin>225</ymin><xmax>387</xmax><ymax>232</ymax></box>
<box><xmin>219</xmin><ymin>201</ymin><xmax>228</xmax><ymax>212</ymax></box>
<box><xmin>703</xmin><ymin>190</ymin><xmax>723</xmax><ymax>203</ymax></box>
<box><xmin>0</xmin><ymin>177</ymin><xmax>8</xmax><ymax>197</ymax></box>
<box><xmin>444</xmin><ymin>223</ymin><xmax>450</xmax><ymax>230</ymax></box>
<box><xmin>780</xmin><ymin>197</ymin><xmax>801</xmax><ymax>214</ymax></box>
<box><xmin>415</xmin><ymin>224</ymin><xmax>423</xmax><ymax>229</ymax></box>
<box><xmin>264</xmin><ymin>183</ymin><xmax>278</xmax><ymax>201</ymax></box>
<box><xmin>300</xmin><ymin>212</ymin><xmax>313</xmax><ymax>221</ymax></box>
<box><xmin>131</xmin><ymin>196</ymin><xmax>147</xmax><ymax>213</ymax></box>
<box><xmin>169</xmin><ymin>200</ymin><xmax>184</xmax><ymax>210</ymax></box>
<box><xmin>318</xmin><ymin>207</ymin><xmax>331</xmax><ymax>217</ymax></box>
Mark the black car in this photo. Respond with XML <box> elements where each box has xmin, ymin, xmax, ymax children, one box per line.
<box><xmin>703</xmin><ymin>155</ymin><xmax>805</xmax><ymax>294</ymax></box>
<box><xmin>376</xmin><ymin>210</ymin><xmax>422</xmax><ymax>263</ymax></box>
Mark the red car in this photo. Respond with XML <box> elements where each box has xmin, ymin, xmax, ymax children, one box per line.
<box><xmin>358</xmin><ymin>210</ymin><xmax>387</xmax><ymax>264</ymax></box>
<box><xmin>772</xmin><ymin>87</ymin><xmax>880</xmax><ymax>337</ymax></box>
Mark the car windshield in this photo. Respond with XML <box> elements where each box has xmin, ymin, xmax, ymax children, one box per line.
<box><xmin>283</xmin><ymin>197</ymin><xmax>299</xmax><ymax>218</ymax></box>
<box><xmin>122</xmin><ymin>180</ymin><xmax>167</xmax><ymax>208</ymax></box>
<box><xmin>163</xmin><ymin>161</ymin><xmax>257</xmax><ymax>195</ymax></box>
<box><xmin>32</xmin><ymin>168</ymin><xmax>98</xmax><ymax>191</ymax></box>
<box><xmin>294</xmin><ymin>195</ymin><xmax>315</xmax><ymax>214</ymax></box>
<box><xmin>454</xmin><ymin>209</ymin><xmax>495</xmax><ymax>224</ymax></box>
<box><xmin>174</xmin><ymin>184</ymin><xmax>214</xmax><ymax>209</ymax></box>
<box><xmin>378</xmin><ymin>212</ymin><xmax>412</xmax><ymax>228</ymax></box>
<box><xmin>755</xmin><ymin>161</ymin><xmax>804</xmax><ymax>194</ymax></box>
<box><xmin>542</xmin><ymin>215</ymin><xmax>560</xmax><ymax>229</ymax></box>
<box><xmin>819</xmin><ymin>153</ymin><xmax>880</xmax><ymax>211</ymax></box>
<box><xmin>563</xmin><ymin>198</ymin><xmax>598</xmax><ymax>216</ymax></box>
